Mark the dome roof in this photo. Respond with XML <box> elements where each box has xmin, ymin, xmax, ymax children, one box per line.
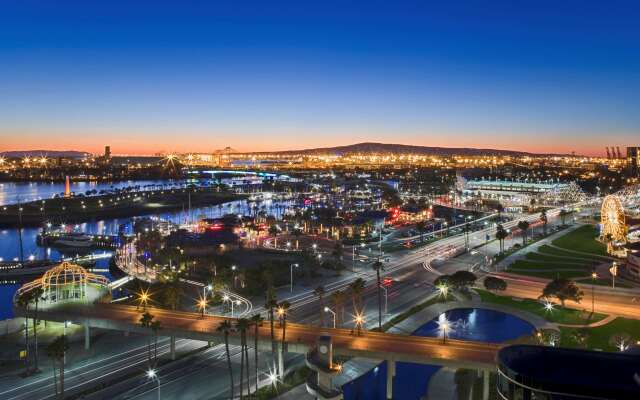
<box><xmin>42</xmin><ymin>262</ymin><xmax>92</xmax><ymax>288</ymax></box>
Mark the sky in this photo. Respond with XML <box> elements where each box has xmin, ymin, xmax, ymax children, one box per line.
<box><xmin>1</xmin><ymin>1</ymin><xmax>639</xmax><ymax>156</ymax></box>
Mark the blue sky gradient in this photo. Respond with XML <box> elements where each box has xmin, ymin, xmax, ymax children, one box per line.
<box><xmin>1</xmin><ymin>1</ymin><xmax>639</xmax><ymax>155</ymax></box>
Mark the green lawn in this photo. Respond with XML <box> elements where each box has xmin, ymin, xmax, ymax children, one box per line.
<box><xmin>560</xmin><ymin>317</ymin><xmax>640</xmax><ymax>352</ymax></box>
<box><xmin>477</xmin><ymin>289</ymin><xmax>606</xmax><ymax>325</ymax></box>
<box><xmin>506</xmin><ymin>260</ymin><xmax>591</xmax><ymax>279</ymax></box>
<box><xmin>551</xmin><ymin>225</ymin><xmax>607</xmax><ymax>256</ymax></box>
<box><xmin>537</xmin><ymin>244</ymin><xmax>599</xmax><ymax>260</ymax></box>
<box><xmin>524</xmin><ymin>252</ymin><xmax>597</xmax><ymax>265</ymax></box>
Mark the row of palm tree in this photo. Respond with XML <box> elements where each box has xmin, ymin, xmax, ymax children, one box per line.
<box><xmin>216</xmin><ymin>313</ymin><xmax>266</xmax><ymax>399</ymax></box>
<box><xmin>17</xmin><ymin>286</ymin><xmax>45</xmax><ymax>373</ymax></box>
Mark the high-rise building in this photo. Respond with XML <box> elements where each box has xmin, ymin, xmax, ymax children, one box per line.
<box><xmin>627</xmin><ymin>146</ymin><xmax>639</xmax><ymax>176</ymax></box>
<box><xmin>104</xmin><ymin>145</ymin><xmax>111</xmax><ymax>159</ymax></box>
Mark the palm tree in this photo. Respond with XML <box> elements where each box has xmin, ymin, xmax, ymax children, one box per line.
<box><xmin>16</xmin><ymin>291</ymin><xmax>32</xmax><ymax>373</ymax></box>
<box><xmin>540</xmin><ymin>210</ymin><xmax>548</xmax><ymax>235</ymax></box>
<box><xmin>159</xmin><ymin>270</ymin><xmax>184</xmax><ymax>310</ymax></box>
<box><xmin>349</xmin><ymin>278</ymin><xmax>366</xmax><ymax>315</ymax></box>
<box><xmin>250</xmin><ymin>314</ymin><xmax>264</xmax><ymax>392</ymax></box>
<box><xmin>517</xmin><ymin>220</ymin><xmax>530</xmax><ymax>246</ymax></box>
<box><xmin>217</xmin><ymin>320</ymin><xmax>234</xmax><ymax>400</ymax></box>
<box><xmin>495</xmin><ymin>224</ymin><xmax>508</xmax><ymax>254</ymax></box>
<box><xmin>264</xmin><ymin>292</ymin><xmax>278</xmax><ymax>360</ymax></box>
<box><xmin>138</xmin><ymin>311</ymin><xmax>155</xmax><ymax>364</ymax></box>
<box><xmin>330</xmin><ymin>290</ymin><xmax>346</xmax><ymax>326</ymax></box>
<box><xmin>30</xmin><ymin>287</ymin><xmax>44</xmax><ymax>372</ymax></box>
<box><xmin>277</xmin><ymin>300</ymin><xmax>291</xmax><ymax>375</ymax></box>
<box><xmin>47</xmin><ymin>335</ymin><xmax>68</xmax><ymax>400</ymax></box>
<box><xmin>150</xmin><ymin>320</ymin><xmax>162</xmax><ymax>363</ymax></box>
<box><xmin>314</xmin><ymin>286</ymin><xmax>326</xmax><ymax>327</ymax></box>
<box><xmin>235</xmin><ymin>318</ymin><xmax>251</xmax><ymax>399</ymax></box>
<box><xmin>416</xmin><ymin>221</ymin><xmax>426</xmax><ymax>242</ymax></box>
<box><xmin>372</xmin><ymin>260</ymin><xmax>384</xmax><ymax>329</ymax></box>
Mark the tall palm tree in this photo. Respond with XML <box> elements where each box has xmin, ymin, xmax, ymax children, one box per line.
<box><xmin>330</xmin><ymin>290</ymin><xmax>346</xmax><ymax>327</ymax></box>
<box><xmin>264</xmin><ymin>291</ymin><xmax>278</xmax><ymax>360</ymax></box>
<box><xmin>30</xmin><ymin>287</ymin><xmax>44</xmax><ymax>372</ymax></box>
<box><xmin>138</xmin><ymin>311</ymin><xmax>155</xmax><ymax>365</ymax></box>
<box><xmin>372</xmin><ymin>260</ymin><xmax>384</xmax><ymax>330</ymax></box>
<box><xmin>47</xmin><ymin>335</ymin><xmax>68</xmax><ymax>400</ymax></box>
<box><xmin>217</xmin><ymin>320</ymin><xmax>234</xmax><ymax>400</ymax></box>
<box><xmin>235</xmin><ymin>318</ymin><xmax>251</xmax><ymax>399</ymax></box>
<box><xmin>540</xmin><ymin>210</ymin><xmax>548</xmax><ymax>236</ymax></box>
<box><xmin>277</xmin><ymin>301</ymin><xmax>291</xmax><ymax>375</ymax></box>
<box><xmin>495</xmin><ymin>224</ymin><xmax>508</xmax><ymax>254</ymax></box>
<box><xmin>349</xmin><ymin>278</ymin><xmax>366</xmax><ymax>315</ymax></box>
<box><xmin>250</xmin><ymin>314</ymin><xmax>264</xmax><ymax>392</ymax></box>
<box><xmin>314</xmin><ymin>286</ymin><xmax>326</xmax><ymax>327</ymax></box>
<box><xmin>150</xmin><ymin>320</ymin><xmax>162</xmax><ymax>363</ymax></box>
<box><xmin>517</xmin><ymin>220</ymin><xmax>530</xmax><ymax>246</ymax></box>
<box><xmin>16</xmin><ymin>291</ymin><xmax>32</xmax><ymax>373</ymax></box>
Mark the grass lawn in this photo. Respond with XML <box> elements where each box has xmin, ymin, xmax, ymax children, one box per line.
<box><xmin>574</xmin><ymin>277</ymin><xmax>633</xmax><ymax>289</ymax></box>
<box><xmin>506</xmin><ymin>260</ymin><xmax>591</xmax><ymax>279</ymax></box>
<box><xmin>524</xmin><ymin>252</ymin><xmax>597</xmax><ymax>265</ymax></box>
<box><xmin>551</xmin><ymin>225</ymin><xmax>607</xmax><ymax>256</ymax></box>
<box><xmin>537</xmin><ymin>244</ymin><xmax>599</xmax><ymax>260</ymax></box>
<box><xmin>477</xmin><ymin>289</ymin><xmax>607</xmax><ymax>325</ymax></box>
<box><xmin>560</xmin><ymin>317</ymin><xmax>640</xmax><ymax>352</ymax></box>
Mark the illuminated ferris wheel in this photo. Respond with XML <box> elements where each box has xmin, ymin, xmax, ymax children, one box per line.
<box><xmin>601</xmin><ymin>195</ymin><xmax>626</xmax><ymax>245</ymax></box>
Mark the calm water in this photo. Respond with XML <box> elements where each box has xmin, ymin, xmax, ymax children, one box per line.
<box><xmin>0</xmin><ymin>180</ymin><xmax>186</xmax><ymax>206</ymax></box>
<box><xmin>343</xmin><ymin>308</ymin><xmax>535</xmax><ymax>400</ymax></box>
<box><xmin>0</xmin><ymin>180</ymin><xmax>294</xmax><ymax>319</ymax></box>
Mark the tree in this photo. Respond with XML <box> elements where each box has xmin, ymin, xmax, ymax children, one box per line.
<box><xmin>348</xmin><ymin>278</ymin><xmax>366</xmax><ymax>315</ymax></box>
<box><xmin>609</xmin><ymin>333</ymin><xmax>632</xmax><ymax>352</ymax></box>
<box><xmin>559</xmin><ymin>209</ymin><xmax>570</xmax><ymax>226</ymax></box>
<box><xmin>16</xmin><ymin>291</ymin><xmax>32</xmax><ymax>373</ymax></box>
<box><xmin>483</xmin><ymin>276</ymin><xmax>507</xmax><ymax>292</ymax></box>
<box><xmin>331</xmin><ymin>242</ymin><xmax>344</xmax><ymax>264</ymax></box>
<box><xmin>277</xmin><ymin>301</ymin><xmax>291</xmax><ymax>375</ymax></box>
<box><xmin>495</xmin><ymin>224</ymin><xmax>508</xmax><ymax>254</ymax></box>
<box><xmin>150</xmin><ymin>320</ymin><xmax>162</xmax><ymax>363</ymax></box>
<box><xmin>47</xmin><ymin>335</ymin><xmax>68</xmax><ymax>400</ymax></box>
<box><xmin>536</xmin><ymin>329</ymin><xmax>560</xmax><ymax>347</ymax></box>
<box><xmin>29</xmin><ymin>287</ymin><xmax>45</xmax><ymax>372</ymax></box>
<box><xmin>449</xmin><ymin>270</ymin><xmax>477</xmax><ymax>290</ymax></box>
<box><xmin>517</xmin><ymin>220</ymin><xmax>530</xmax><ymax>246</ymax></box>
<box><xmin>139</xmin><ymin>312</ymin><xmax>155</xmax><ymax>365</ymax></box>
<box><xmin>541</xmin><ymin>278</ymin><xmax>583</xmax><ymax>307</ymax></box>
<box><xmin>330</xmin><ymin>290</ymin><xmax>346</xmax><ymax>327</ymax></box>
<box><xmin>268</xmin><ymin>225</ymin><xmax>280</xmax><ymax>248</ymax></box>
<box><xmin>235</xmin><ymin>318</ymin><xmax>251</xmax><ymax>399</ymax></box>
<box><xmin>415</xmin><ymin>221</ymin><xmax>426</xmax><ymax>242</ymax></box>
<box><xmin>433</xmin><ymin>275</ymin><xmax>451</xmax><ymax>288</ymax></box>
<box><xmin>158</xmin><ymin>270</ymin><xmax>184</xmax><ymax>310</ymax></box>
<box><xmin>216</xmin><ymin>320</ymin><xmax>234</xmax><ymax>400</ymax></box>
<box><xmin>314</xmin><ymin>286</ymin><xmax>326</xmax><ymax>327</ymax></box>
<box><xmin>540</xmin><ymin>210</ymin><xmax>548</xmax><ymax>236</ymax></box>
<box><xmin>250</xmin><ymin>314</ymin><xmax>264</xmax><ymax>392</ymax></box>
<box><xmin>571</xmin><ymin>328</ymin><xmax>590</xmax><ymax>348</ymax></box>
<box><xmin>372</xmin><ymin>260</ymin><xmax>384</xmax><ymax>330</ymax></box>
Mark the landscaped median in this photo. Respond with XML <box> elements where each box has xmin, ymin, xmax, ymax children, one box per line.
<box><xmin>476</xmin><ymin>289</ymin><xmax>606</xmax><ymax>325</ymax></box>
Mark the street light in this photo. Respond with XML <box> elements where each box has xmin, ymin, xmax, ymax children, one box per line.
<box><xmin>441</xmin><ymin>320</ymin><xmax>450</xmax><ymax>344</ymax></box>
<box><xmin>198</xmin><ymin>298</ymin><xmax>207</xmax><ymax>318</ymax></box>
<box><xmin>138</xmin><ymin>289</ymin><xmax>150</xmax><ymax>311</ymax></box>
<box><xmin>591</xmin><ymin>271</ymin><xmax>598</xmax><ymax>313</ymax></box>
<box><xmin>324</xmin><ymin>306</ymin><xmax>336</xmax><ymax>328</ymax></box>
<box><xmin>379</xmin><ymin>284</ymin><xmax>388</xmax><ymax>314</ymax></box>
<box><xmin>147</xmin><ymin>369</ymin><xmax>161</xmax><ymax>400</ymax></box>
<box><xmin>354</xmin><ymin>313</ymin><xmax>364</xmax><ymax>336</ymax></box>
<box><xmin>290</xmin><ymin>263</ymin><xmax>299</xmax><ymax>292</ymax></box>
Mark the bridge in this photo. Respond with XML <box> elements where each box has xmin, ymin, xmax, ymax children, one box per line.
<box><xmin>18</xmin><ymin>303</ymin><xmax>500</xmax><ymax>398</ymax></box>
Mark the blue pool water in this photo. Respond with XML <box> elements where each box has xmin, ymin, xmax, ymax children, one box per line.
<box><xmin>343</xmin><ymin>308</ymin><xmax>535</xmax><ymax>400</ymax></box>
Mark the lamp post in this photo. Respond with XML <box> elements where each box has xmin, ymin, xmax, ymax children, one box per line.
<box><xmin>441</xmin><ymin>321</ymin><xmax>449</xmax><ymax>344</ymax></box>
<box><xmin>324</xmin><ymin>307</ymin><xmax>336</xmax><ymax>328</ymax></box>
<box><xmin>198</xmin><ymin>298</ymin><xmax>207</xmax><ymax>318</ymax></box>
<box><xmin>290</xmin><ymin>263</ymin><xmax>299</xmax><ymax>292</ymax></box>
<box><xmin>354</xmin><ymin>313</ymin><xmax>364</xmax><ymax>336</ymax></box>
<box><xmin>379</xmin><ymin>284</ymin><xmax>388</xmax><ymax>314</ymax></box>
<box><xmin>147</xmin><ymin>369</ymin><xmax>161</xmax><ymax>400</ymax></box>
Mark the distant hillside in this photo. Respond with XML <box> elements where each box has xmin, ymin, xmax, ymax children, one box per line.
<box><xmin>269</xmin><ymin>142</ymin><xmax>538</xmax><ymax>157</ymax></box>
<box><xmin>0</xmin><ymin>150</ymin><xmax>91</xmax><ymax>159</ymax></box>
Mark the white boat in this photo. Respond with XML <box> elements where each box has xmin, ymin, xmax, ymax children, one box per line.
<box><xmin>53</xmin><ymin>233</ymin><xmax>93</xmax><ymax>248</ymax></box>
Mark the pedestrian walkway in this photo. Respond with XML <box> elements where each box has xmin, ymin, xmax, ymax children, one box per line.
<box><xmin>557</xmin><ymin>314</ymin><xmax>617</xmax><ymax>328</ymax></box>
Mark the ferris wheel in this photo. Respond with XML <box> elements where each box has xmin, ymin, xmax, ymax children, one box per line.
<box><xmin>600</xmin><ymin>195</ymin><xmax>626</xmax><ymax>244</ymax></box>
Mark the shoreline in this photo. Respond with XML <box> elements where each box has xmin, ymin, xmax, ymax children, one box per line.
<box><xmin>0</xmin><ymin>188</ymin><xmax>244</xmax><ymax>227</ymax></box>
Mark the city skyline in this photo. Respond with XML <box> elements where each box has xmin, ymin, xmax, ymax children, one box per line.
<box><xmin>2</xmin><ymin>1</ymin><xmax>640</xmax><ymax>156</ymax></box>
